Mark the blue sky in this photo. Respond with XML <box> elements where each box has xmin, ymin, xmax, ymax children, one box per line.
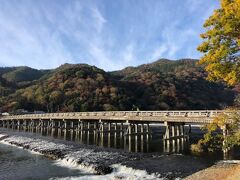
<box><xmin>0</xmin><ymin>0</ymin><xmax>219</xmax><ymax>71</ymax></box>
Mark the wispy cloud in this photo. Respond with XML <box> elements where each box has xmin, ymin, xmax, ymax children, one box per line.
<box><xmin>91</xmin><ymin>7</ymin><xmax>107</xmax><ymax>33</ymax></box>
<box><xmin>151</xmin><ymin>45</ymin><xmax>168</xmax><ymax>60</ymax></box>
<box><xmin>0</xmin><ymin>0</ymin><xmax>219</xmax><ymax>70</ymax></box>
<box><xmin>0</xmin><ymin>0</ymin><xmax>73</xmax><ymax>68</ymax></box>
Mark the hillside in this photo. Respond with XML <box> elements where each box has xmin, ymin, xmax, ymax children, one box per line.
<box><xmin>113</xmin><ymin>59</ymin><xmax>233</xmax><ymax>110</ymax></box>
<box><xmin>0</xmin><ymin>59</ymin><xmax>235</xmax><ymax>113</ymax></box>
<box><xmin>112</xmin><ymin>58</ymin><xmax>200</xmax><ymax>76</ymax></box>
<box><xmin>0</xmin><ymin>67</ymin><xmax>48</xmax><ymax>101</ymax></box>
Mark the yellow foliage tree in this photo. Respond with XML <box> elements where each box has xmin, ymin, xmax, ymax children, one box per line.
<box><xmin>197</xmin><ymin>0</ymin><xmax>240</xmax><ymax>85</ymax></box>
<box><xmin>195</xmin><ymin>109</ymin><xmax>240</xmax><ymax>152</ymax></box>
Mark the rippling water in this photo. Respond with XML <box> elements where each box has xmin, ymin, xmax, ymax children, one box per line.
<box><xmin>0</xmin><ymin>143</ymin><xmax>91</xmax><ymax>180</ymax></box>
<box><xmin>0</xmin><ymin>125</ymin><xmax>240</xmax><ymax>180</ymax></box>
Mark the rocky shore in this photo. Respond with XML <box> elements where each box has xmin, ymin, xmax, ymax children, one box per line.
<box><xmin>185</xmin><ymin>161</ymin><xmax>240</xmax><ymax>180</ymax></box>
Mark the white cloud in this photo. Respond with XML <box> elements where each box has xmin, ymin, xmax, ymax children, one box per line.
<box><xmin>151</xmin><ymin>45</ymin><xmax>167</xmax><ymax>60</ymax></box>
<box><xmin>0</xmin><ymin>1</ymin><xmax>74</xmax><ymax>69</ymax></box>
<box><xmin>122</xmin><ymin>43</ymin><xmax>135</xmax><ymax>63</ymax></box>
<box><xmin>91</xmin><ymin>7</ymin><xmax>107</xmax><ymax>33</ymax></box>
<box><xmin>88</xmin><ymin>42</ymin><xmax>112</xmax><ymax>69</ymax></box>
<box><xmin>0</xmin><ymin>0</ymin><xmax>220</xmax><ymax>70</ymax></box>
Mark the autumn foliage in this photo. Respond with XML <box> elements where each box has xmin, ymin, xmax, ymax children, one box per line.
<box><xmin>198</xmin><ymin>0</ymin><xmax>240</xmax><ymax>86</ymax></box>
<box><xmin>0</xmin><ymin>59</ymin><xmax>234</xmax><ymax>113</ymax></box>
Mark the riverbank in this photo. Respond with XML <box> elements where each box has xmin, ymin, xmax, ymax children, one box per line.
<box><xmin>185</xmin><ymin>161</ymin><xmax>240</xmax><ymax>180</ymax></box>
<box><xmin>0</xmin><ymin>129</ymin><xmax>215</xmax><ymax>179</ymax></box>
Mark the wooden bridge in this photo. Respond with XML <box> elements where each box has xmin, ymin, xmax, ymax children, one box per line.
<box><xmin>0</xmin><ymin>110</ymin><xmax>226</xmax><ymax>123</ymax></box>
<box><xmin>0</xmin><ymin>110</ymin><xmax>230</xmax><ymax>153</ymax></box>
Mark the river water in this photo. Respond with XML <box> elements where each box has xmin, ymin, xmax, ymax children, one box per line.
<box><xmin>0</xmin><ymin>142</ymin><xmax>93</xmax><ymax>180</ymax></box>
<box><xmin>0</xmin><ymin>125</ymin><xmax>239</xmax><ymax>179</ymax></box>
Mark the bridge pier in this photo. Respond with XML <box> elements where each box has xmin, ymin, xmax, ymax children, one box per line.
<box><xmin>163</xmin><ymin>122</ymin><xmax>187</xmax><ymax>153</ymax></box>
<box><xmin>29</xmin><ymin>119</ymin><xmax>33</xmax><ymax>132</ymax></box>
<box><xmin>93</xmin><ymin>121</ymin><xmax>97</xmax><ymax>144</ymax></box>
<box><xmin>0</xmin><ymin>110</ymin><xmax>229</xmax><ymax>153</ymax></box>
<box><xmin>0</xmin><ymin>117</ymin><xmax>191</xmax><ymax>153</ymax></box>
<box><xmin>120</xmin><ymin>122</ymin><xmax>123</xmax><ymax>147</ymax></box>
<box><xmin>10</xmin><ymin>120</ymin><xmax>13</xmax><ymax>129</ymax></box>
<box><xmin>36</xmin><ymin>120</ymin><xmax>42</xmax><ymax>132</ymax></box>
<box><xmin>127</xmin><ymin>122</ymin><xmax>132</xmax><ymax>151</ymax></box>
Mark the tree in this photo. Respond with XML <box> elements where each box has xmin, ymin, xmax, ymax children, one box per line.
<box><xmin>193</xmin><ymin>109</ymin><xmax>240</xmax><ymax>153</ymax></box>
<box><xmin>197</xmin><ymin>0</ymin><xmax>240</xmax><ymax>85</ymax></box>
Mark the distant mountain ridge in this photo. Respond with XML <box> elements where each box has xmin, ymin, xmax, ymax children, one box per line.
<box><xmin>0</xmin><ymin>59</ymin><xmax>235</xmax><ymax>113</ymax></box>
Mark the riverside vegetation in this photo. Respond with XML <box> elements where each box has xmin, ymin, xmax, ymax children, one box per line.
<box><xmin>194</xmin><ymin>0</ymin><xmax>240</xmax><ymax>153</ymax></box>
<box><xmin>191</xmin><ymin>109</ymin><xmax>240</xmax><ymax>153</ymax></box>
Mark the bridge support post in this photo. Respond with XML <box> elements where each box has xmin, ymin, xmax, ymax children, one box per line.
<box><xmin>58</xmin><ymin>120</ymin><xmax>62</xmax><ymax>129</ymax></box>
<box><xmin>108</xmin><ymin>122</ymin><xmax>111</xmax><ymax>148</ymax></box>
<box><xmin>127</xmin><ymin>122</ymin><xmax>132</xmax><ymax>152</ymax></box>
<box><xmin>164</xmin><ymin>122</ymin><xmax>170</xmax><ymax>152</ymax></box>
<box><xmin>140</xmin><ymin>123</ymin><xmax>144</xmax><ymax>152</ymax></box>
<box><xmin>93</xmin><ymin>121</ymin><xmax>97</xmax><ymax>144</ymax></box>
<box><xmin>87</xmin><ymin>122</ymin><xmax>90</xmax><ymax>144</ymax></box>
<box><xmin>10</xmin><ymin>119</ymin><xmax>14</xmax><ymax>130</ymax></box>
<box><xmin>146</xmin><ymin>123</ymin><xmax>150</xmax><ymax>152</ymax></box>
<box><xmin>120</xmin><ymin>122</ymin><xmax>123</xmax><ymax>147</ymax></box>
<box><xmin>7</xmin><ymin>120</ymin><xmax>10</xmax><ymax>129</ymax></box>
<box><xmin>38</xmin><ymin>119</ymin><xmax>42</xmax><ymax>133</ymax></box>
<box><xmin>29</xmin><ymin>119</ymin><xmax>32</xmax><ymax>132</ymax></box>
<box><xmin>135</xmin><ymin>123</ymin><xmax>138</xmax><ymax>152</ymax></box>
<box><xmin>99</xmin><ymin>120</ymin><xmax>104</xmax><ymax>147</ymax></box>
<box><xmin>40</xmin><ymin>120</ymin><xmax>44</xmax><ymax>135</ymax></box>
<box><xmin>114</xmin><ymin>123</ymin><xmax>117</xmax><ymax>148</ymax></box>
<box><xmin>163</xmin><ymin>122</ymin><xmax>186</xmax><ymax>153</ymax></box>
<box><xmin>46</xmin><ymin>120</ymin><xmax>49</xmax><ymax>135</ymax></box>
<box><xmin>80</xmin><ymin>120</ymin><xmax>83</xmax><ymax>143</ymax></box>
<box><xmin>51</xmin><ymin>120</ymin><xmax>55</xmax><ymax>137</ymax></box>
<box><xmin>176</xmin><ymin>124</ymin><xmax>180</xmax><ymax>151</ymax></box>
<box><xmin>69</xmin><ymin>121</ymin><xmax>73</xmax><ymax>141</ymax></box>
<box><xmin>177</xmin><ymin>123</ymin><xmax>185</xmax><ymax>151</ymax></box>
<box><xmin>6</xmin><ymin>120</ymin><xmax>8</xmax><ymax>129</ymax></box>
<box><xmin>28</xmin><ymin>120</ymin><xmax>31</xmax><ymax>131</ymax></box>
<box><xmin>18</xmin><ymin>120</ymin><xmax>21</xmax><ymax>131</ymax></box>
<box><xmin>23</xmin><ymin>119</ymin><xmax>27</xmax><ymax>131</ymax></box>
<box><xmin>63</xmin><ymin>120</ymin><xmax>67</xmax><ymax>140</ymax></box>
<box><xmin>35</xmin><ymin>120</ymin><xmax>39</xmax><ymax>132</ymax></box>
<box><xmin>11</xmin><ymin>120</ymin><xmax>14</xmax><ymax>130</ymax></box>
<box><xmin>33</xmin><ymin>120</ymin><xmax>36</xmax><ymax>132</ymax></box>
<box><xmin>180</xmin><ymin>123</ymin><xmax>185</xmax><ymax>150</ymax></box>
<box><xmin>172</xmin><ymin>125</ymin><xmax>176</xmax><ymax>152</ymax></box>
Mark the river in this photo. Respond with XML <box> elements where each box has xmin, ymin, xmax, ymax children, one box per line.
<box><xmin>0</xmin><ymin>142</ymin><xmax>93</xmax><ymax>180</ymax></box>
<box><xmin>0</xmin><ymin>125</ymin><xmax>239</xmax><ymax>179</ymax></box>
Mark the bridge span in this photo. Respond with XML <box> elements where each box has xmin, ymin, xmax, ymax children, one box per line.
<box><xmin>0</xmin><ymin>110</ymin><xmax>230</xmax><ymax>153</ymax></box>
<box><xmin>0</xmin><ymin>110</ymin><xmax>226</xmax><ymax>123</ymax></box>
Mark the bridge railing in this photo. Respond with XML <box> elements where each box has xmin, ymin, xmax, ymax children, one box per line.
<box><xmin>0</xmin><ymin>110</ymin><xmax>228</xmax><ymax>120</ymax></box>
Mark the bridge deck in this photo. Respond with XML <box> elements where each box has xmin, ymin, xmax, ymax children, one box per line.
<box><xmin>0</xmin><ymin>110</ymin><xmax>228</xmax><ymax>124</ymax></box>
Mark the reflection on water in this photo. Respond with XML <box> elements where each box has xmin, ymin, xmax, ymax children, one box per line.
<box><xmin>3</xmin><ymin>123</ymin><xmax>190</xmax><ymax>154</ymax></box>
<box><xmin>0</xmin><ymin>143</ymin><xmax>92</xmax><ymax>180</ymax></box>
<box><xmin>1</xmin><ymin>123</ymin><xmax>240</xmax><ymax>160</ymax></box>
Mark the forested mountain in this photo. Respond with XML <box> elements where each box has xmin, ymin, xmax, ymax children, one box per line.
<box><xmin>0</xmin><ymin>59</ymin><xmax>235</xmax><ymax>113</ymax></box>
<box><xmin>0</xmin><ymin>66</ymin><xmax>48</xmax><ymax>97</ymax></box>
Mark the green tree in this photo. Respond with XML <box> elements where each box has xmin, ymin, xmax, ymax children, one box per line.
<box><xmin>194</xmin><ymin>109</ymin><xmax>240</xmax><ymax>152</ymax></box>
<box><xmin>197</xmin><ymin>0</ymin><xmax>240</xmax><ymax>85</ymax></box>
